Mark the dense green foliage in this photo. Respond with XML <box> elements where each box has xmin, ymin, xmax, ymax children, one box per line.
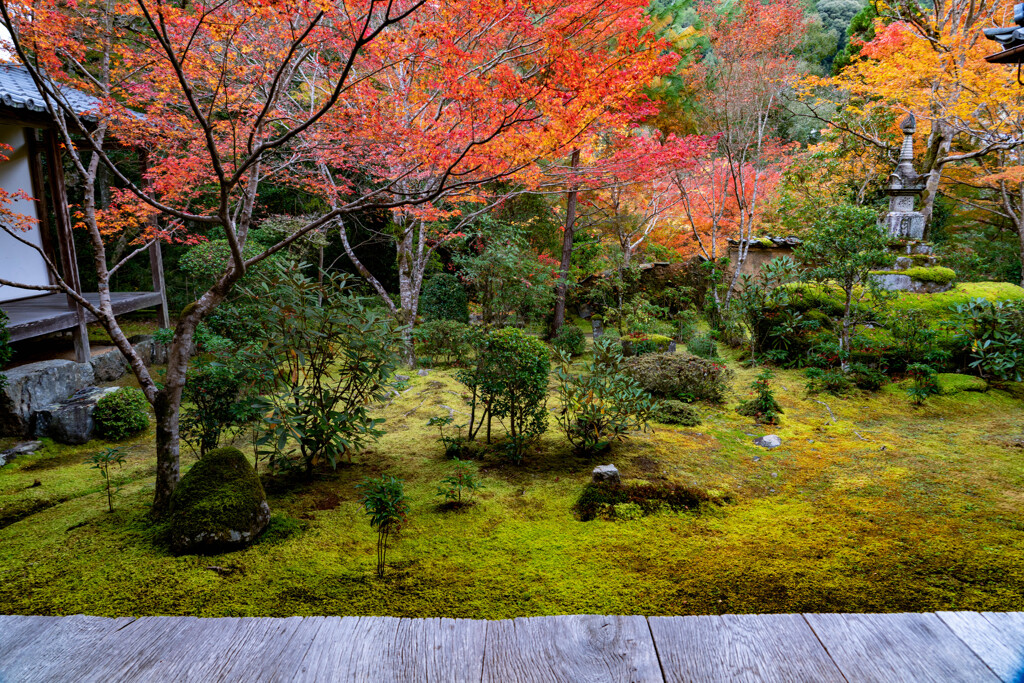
<box><xmin>252</xmin><ymin>263</ymin><xmax>398</xmax><ymax>474</ymax></box>
<box><xmin>413</xmin><ymin>320</ymin><xmax>472</xmax><ymax>366</ymax></box>
<box><xmin>554</xmin><ymin>339</ymin><xmax>658</xmax><ymax>455</ymax></box>
<box><xmin>436</xmin><ymin>458</ymin><xmax>482</xmax><ymax>507</ymax></box>
<box><xmin>623</xmin><ymin>353</ymin><xmax>732</xmax><ymax>403</ymax></box>
<box><xmin>575</xmin><ymin>481</ymin><xmax>716</xmax><ymax>522</ymax></box>
<box><xmin>92</xmin><ymin>388</ymin><xmax>150</xmax><ymax>441</ymax></box>
<box><xmin>419</xmin><ymin>272</ymin><xmax>470</xmax><ymax>323</ymax></box>
<box><xmin>457</xmin><ymin>327</ymin><xmax>551</xmax><ymax>462</ymax></box>
<box><xmin>550</xmin><ymin>325</ymin><xmax>587</xmax><ymax>357</ymax></box>
<box><xmin>653</xmin><ymin>399</ymin><xmax>701</xmax><ymax>427</ymax></box>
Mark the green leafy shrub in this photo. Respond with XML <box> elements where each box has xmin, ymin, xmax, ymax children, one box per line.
<box><xmin>621</xmin><ymin>333</ymin><xmax>672</xmax><ymax>357</ymax></box>
<box><xmin>950</xmin><ymin>298</ymin><xmax>1024</xmax><ymax>382</ymax></box>
<box><xmin>574</xmin><ymin>481</ymin><xmax>719</xmax><ymax>521</ymax></box>
<box><xmin>623</xmin><ymin>353</ymin><xmax>732</xmax><ymax>403</ymax></box>
<box><xmin>436</xmin><ymin>458</ymin><xmax>482</xmax><ymax>507</ymax></box>
<box><xmin>419</xmin><ymin>272</ymin><xmax>469</xmax><ymax>323</ymax></box>
<box><xmin>414</xmin><ymin>320</ymin><xmax>472</xmax><ymax>366</ymax></box>
<box><xmin>848</xmin><ymin>362</ymin><xmax>888</xmax><ymax>391</ymax></box>
<box><xmin>551</xmin><ymin>325</ymin><xmax>587</xmax><ymax>357</ymax></box>
<box><xmin>686</xmin><ymin>333</ymin><xmax>719</xmax><ymax>359</ymax></box>
<box><xmin>907</xmin><ymin>363</ymin><xmax>940</xmax><ymax>405</ymax></box>
<box><xmin>654</xmin><ymin>400</ymin><xmax>701</xmax><ymax>427</ymax></box>
<box><xmin>182</xmin><ymin>351</ymin><xmax>265</xmax><ymax>458</ymax></box>
<box><xmin>93</xmin><ymin>388</ymin><xmax>150</xmax><ymax>441</ymax></box>
<box><xmin>805</xmin><ymin>367</ymin><xmax>853</xmax><ymax>396</ymax></box>
<box><xmin>252</xmin><ymin>263</ymin><xmax>398</xmax><ymax>475</ymax></box>
<box><xmin>357</xmin><ymin>476</ymin><xmax>409</xmax><ymax>578</ymax></box>
<box><xmin>675</xmin><ymin>309</ymin><xmax>700</xmax><ymax>343</ymax></box>
<box><xmin>427</xmin><ymin>415</ymin><xmax>472</xmax><ymax>458</ymax></box>
<box><xmin>736</xmin><ymin>369</ymin><xmax>783</xmax><ymax>425</ymax></box>
<box><xmin>456</xmin><ymin>327</ymin><xmax>550</xmax><ymax>462</ymax></box>
<box><xmin>554</xmin><ymin>339</ymin><xmax>658</xmax><ymax>455</ymax></box>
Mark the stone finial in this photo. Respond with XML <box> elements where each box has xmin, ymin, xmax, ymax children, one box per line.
<box><xmin>899</xmin><ymin>113</ymin><xmax>916</xmax><ymax>135</ymax></box>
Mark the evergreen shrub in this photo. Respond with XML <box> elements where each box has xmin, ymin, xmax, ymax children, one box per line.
<box><xmin>93</xmin><ymin>387</ymin><xmax>150</xmax><ymax>441</ymax></box>
<box><xmin>420</xmin><ymin>272</ymin><xmax>469</xmax><ymax>323</ymax></box>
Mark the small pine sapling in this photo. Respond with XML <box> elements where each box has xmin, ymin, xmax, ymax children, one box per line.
<box><xmin>736</xmin><ymin>369</ymin><xmax>783</xmax><ymax>424</ymax></box>
<box><xmin>436</xmin><ymin>458</ymin><xmax>483</xmax><ymax>508</ymax></box>
<box><xmin>357</xmin><ymin>476</ymin><xmax>409</xmax><ymax>578</ymax></box>
<box><xmin>86</xmin><ymin>447</ymin><xmax>126</xmax><ymax>512</ymax></box>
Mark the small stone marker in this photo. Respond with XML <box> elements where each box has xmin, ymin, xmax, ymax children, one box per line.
<box><xmin>754</xmin><ymin>435</ymin><xmax>782</xmax><ymax>449</ymax></box>
<box><xmin>592</xmin><ymin>464</ymin><xmax>620</xmax><ymax>484</ymax></box>
<box><xmin>591</xmin><ymin>318</ymin><xmax>604</xmax><ymax>340</ymax></box>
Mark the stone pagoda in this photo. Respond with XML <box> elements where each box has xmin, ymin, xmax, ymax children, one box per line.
<box><xmin>873</xmin><ymin>114</ymin><xmax>954</xmax><ymax>293</ymax></box>
<box><xmin>883</xmin><ymin>114</ymin><xmax>927</xmax><ymax>240</ymax></box>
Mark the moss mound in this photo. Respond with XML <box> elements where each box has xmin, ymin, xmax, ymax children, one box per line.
<box><xmin>168</xmin><ymin>447</ymin><xmax>270</xmax><ymax>554</ymax></box>
<box><xmin>654</xmin><ymin>400</ymin><xmax>701</xmax><ymax>426</ymax></box>
<box><xmin>575</xmin><ymin>481</ymin><xmax>721</xmax><ymax>521</ymax></box>
<box><xmin>936</xmin><ymin>373</ymin><xmax>988</xmax><ymax>395</ymax></box>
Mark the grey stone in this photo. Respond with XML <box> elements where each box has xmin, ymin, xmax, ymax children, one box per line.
<box><xmin>417</xmin><ymin>369</ymin><xmax>430</xmax><ymax>377</ymax></box>
<box><xmin>872</xmin><ymin>272</ymin><xmax>951</xmax><ymax>294</ymax></box>
<box><xmin>0</xmin><ymin>440</ymin><xmax>42</xmax><ymax>467</ymax></box>
<box><xmin>754</xmin><ymin>434</ymin><xmax>782</xmax><ymax>449</ymax></box>
<box><xmin>90</xmin><ymin>347</ymin><xmax>130</xmax><ymax>382</ymax></box>
<box><xmin>592</xmin><ymin>463</ymin><xmax>621</xmax><ymax>483</ymax></box>
<box><xmin>591</xmin><ymin>318</ymin><xmax>604</xmax><ymax>340</ymax></box>
<box><xmin>894</xmin><ymin>257</ymin><xmax>914</xmax><ymax>270</ymax></box>
<box><xmin>668</xmin><ymin>340</ymin><xmax>677</xmax><ymax>354</ymax></box>
<box><xmin>394</xmin><ymin>374</ymin><xmax>411</xmax><ymax>382</ymax></box>
<box><xmin>578</xmin><ymin>303</ymin><xmax>594</xmax><ymax>319</ymax></box>
<box><xmin>0</xmin><ymin>360</ymin><xmax>95</xmax><ymax>437</ymax></box>
<box><xmin>33</xmin><ymin>386</ymin><xmax>119</xmax><ymax>445</ymax></box>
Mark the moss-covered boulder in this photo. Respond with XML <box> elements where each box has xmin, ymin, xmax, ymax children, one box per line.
<box><xmin>168</xmin><ymin>447</ymin><xmax>270</xmax><ymax>554</ymax></box>
<box><xmin>935</xmin><ymin>373</ymin><xmax>988</xmax><ymax>396</ymax></box>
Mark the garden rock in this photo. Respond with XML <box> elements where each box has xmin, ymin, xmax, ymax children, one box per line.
<box><xmin>0</xmin><ymin>360</ymin><xmax>95</xmax><ymax>436</ymax></box>
<box><xmin>417</xmin><ymin>369</ymin><xmax>430</xmax><ymax>377</ymax></box>
<box><xmin>168</xmin><ymin>446</ymin><xmax>271</xmax><ymax>554</ymax></box>
<box><xmin>90</xmin><ymin>347</ymin><xmax>130</xmax><ymax>382</ymax></box>
<box><xmin>0</xmin><ymin>440</ymin><xmax>42</xmax><ymax>467</ymax></box>
<box><xmin>754</xmin><ymin>434</ymin><xmax>782</xmax><ymax>449</ymax></box>
<box><xmin>592</xmin><ymin>464</ymin><xmax>621</xmax><ymax>484</ymax></box>
<box><xmin>394</xmin><ymin>374</ymin><xmax>410</xmax><ymax>382</ymax></box>
<box><xmin>33</xmin><ymin>387</ymin><xmax>119</xmax><ymax>445</ymax></box>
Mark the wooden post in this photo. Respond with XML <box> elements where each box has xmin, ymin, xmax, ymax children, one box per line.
<box><xmin>43</xmin><ymin>128</ymin><xmax>90</xmax><ymax>363</ymax></box>
<box><xmin>141</xmin><ymin>151</ymin><xmax>170</xmax><ymax>328</ymax></box>
<box><xmin>149</xmin><ymin>240</ymin><xmax>170</xmax><ymax>328</ymax></box>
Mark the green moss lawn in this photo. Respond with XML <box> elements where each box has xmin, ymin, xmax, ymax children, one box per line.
<box><xmin>2</xmin><ymin>353</ymin><xmax>1023</xmax><ymax>618</ymax></box>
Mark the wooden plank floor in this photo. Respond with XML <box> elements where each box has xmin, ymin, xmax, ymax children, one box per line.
<box><xmin>1</xmin><ymin>611</ymin><xmax>1022</xmax><ymax>682</ymax></box>
<box><xmin>1</xmin><ymin>291</ymin><xmax>163</xmax><ymax>342</ymax></box>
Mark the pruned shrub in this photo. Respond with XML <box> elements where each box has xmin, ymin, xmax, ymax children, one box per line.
<box><xmin>414</xmin><ymin>319</ymin><xmax>472</xmax><ymax>366</ymax></box>
<box><xmin>686</xmin><ymin>333</ymin><xmax>719</xmax><ymax>359</ymax></box>
<box><xmin>654</xmin><ymin>400</ymin><xmax>701</xmax><ymax>427</ymax></box>
<box><xmin>623</xmin><ymin>353</ymin><xmax>732</xmax><ymax>403</ymax></box>
<box><xmin>457</xmin><ymin>327</ymin><xmax>550</xmax><ymax>462</ymax></box>
<box><xmin>93</xmin><ymin>387</ymin><xmax>150</xmax><ymax>441</ymax></box>
<box><xmin>420</xmin><ymin>272</ymin><xmax>470</xmax><ymax>323</ymax></box>
<box><xmin>551</xmin><ymin>325</ymin><xmax>587</xmax><ymax>357</ymax></box>
<box><xmin>575</xmin><ymin>481</ymin><xmax>720</xmax><ymax>521</ymax></box>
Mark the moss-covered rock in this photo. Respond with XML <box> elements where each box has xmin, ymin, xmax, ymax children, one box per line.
<box><xmin>168</xmin><ymin>447</ymin><xmax>270</xmax><ymax>554</ymax></box>
<box><xmin>935</xmin><ymin>373</ymin><xmax>988</xmax><ymax>396</ymax></box>
<box><xmin>655</xmin><ymin>400</ymin><xmax>701</xmax><ymax>427</ymax></box>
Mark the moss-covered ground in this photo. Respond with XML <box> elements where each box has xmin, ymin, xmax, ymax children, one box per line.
<box><xmin>1</xmin><ymin>351</ymin><xmax>1023</xmax><ymax>618</ymax></box>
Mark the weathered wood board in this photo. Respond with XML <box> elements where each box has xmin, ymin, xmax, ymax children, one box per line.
<box><xmin>650</xmin><ymin>613</ymin><xmax>845</xmax><ymax>683</ymax></box>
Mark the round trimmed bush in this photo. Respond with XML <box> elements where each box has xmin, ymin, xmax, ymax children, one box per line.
<box><xmin>93</xmin><ymin>387</ymin><xmax>150</xmax><ymax>441</ymax></box>
<box><xmin>621</xmin><ymin>333</ymin><xmax>672</xmax><ymax>357</ymax></box>
<box><xmin>168</xmin><ymin>446</ymin><xmax>271</xmax><ymax>554</ymax></box>
<box><xmin>654</xmin><ymin>400</ymin><xmax>701</xmax><ymax>426</ymax></box>
<box><xmin>420</xmin><ymin>272</ymin><xmax>469</xmax><ymax>323</ymax></box>
<box><xmin>551</xmin><ymin>325</ymin><xmax>587</xmax><ymax>357</ymax></box>
<box><xmin>623</xmin><ymin>353</ymin><xmax>732</xmax><ymax>403</ymax></box>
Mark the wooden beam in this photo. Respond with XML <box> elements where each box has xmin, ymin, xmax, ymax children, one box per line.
<box><xmin>148</xmin><ymin>240</ymin><xmax>170</xmax><ymax>328</ymax></box>
<box><xmin>23</xmin><ymin>128</ymin><xmax>57</xmax><ymax>286</ymax></box>
<box><xmin>42</xmin><ymin>128</ymin><xmax>90</xmax><ymax>363</ymax></box>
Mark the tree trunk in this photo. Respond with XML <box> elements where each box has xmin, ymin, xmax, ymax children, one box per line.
<box><xmin>920</xmin><ymin>122</ymin><xmax>951</xmax><ymax>237</ymax></box>
<box><xmin>551</xmin><ymin>149</ymin><xmax>580</xmax><ymax>336</ymax></box>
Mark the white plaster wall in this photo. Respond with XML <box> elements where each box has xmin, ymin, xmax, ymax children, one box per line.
<box><xmin>0</xmin><ymin>124</ymin><xmax>50</xmax><ymax>302</ymax></box>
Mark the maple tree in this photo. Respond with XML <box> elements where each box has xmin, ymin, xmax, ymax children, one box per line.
<box><xmin>680</xmin><ymin>0</ymin><xmax>806</xmax><ymax>303</ymax></box>
<box><xmin>802</xmin><ymin>0</ymin><xmax>1024</xmax><ymax>280</ymax></box>
<box><xmin>0</xmin><ymin>0</ymin><xmax>679</xmax><ymax>513</ymax></box>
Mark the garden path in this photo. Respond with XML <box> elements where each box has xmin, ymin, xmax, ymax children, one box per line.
<box><xmin>1</xmin><ymin>611</ymin><xmax>1021</xmax><ymax>681</ymax></box>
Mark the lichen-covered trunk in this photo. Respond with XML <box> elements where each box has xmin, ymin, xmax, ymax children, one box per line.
<box><xmin>395</xmin><ymin>219</ymin><xmax>427</xmax><ymax>366</ymax></box>
<box><xmin>551</xmin><ymin>150</ymin><xmax>581</xmax><ymax>336</ymax></box>
<box><xmin>152</xmin><ymin>389</ymin><xmax>181</xmax><ymax>514</ymax></box>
